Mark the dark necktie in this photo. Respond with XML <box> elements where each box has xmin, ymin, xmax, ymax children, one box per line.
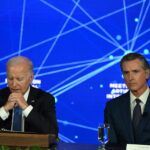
<box><xmin>132</xmin><ymin>99</ymin><xmax>142</xmax><ymax>132</ymax></box>
<box><xmin>12</xmin><ymin>106</ymin><xmax>22</xmax><ymax>131</ymax></box>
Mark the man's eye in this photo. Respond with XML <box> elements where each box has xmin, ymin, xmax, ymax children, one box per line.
<box><xmin>17</xmin><ymin>78</ymin><xmax>24</xmax><ymax>81</ymax></box>
<box><xmin>8</xmin><ymin>77</ymin><xmax>13</xmax><ymax>80</ymax></box>
<box><xmin>123</xmin><ymin>71</ymin><xmax>128</xmax><ymax>75</ymax></box>
<box><xmin>133</xmin><ymin>70</ymin><xmax>139</xmax><ymax>73</ymax></box>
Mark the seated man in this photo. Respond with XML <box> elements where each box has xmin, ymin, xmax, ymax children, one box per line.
<box><xmin>0</xmin><ymin>56</ymin><xmax>58</xmax><ymax>137</ymax></box>
<box><xmin>104</xmin><ymin>52</ymin><xmax>150</xmax><ymax>145</ymax></box>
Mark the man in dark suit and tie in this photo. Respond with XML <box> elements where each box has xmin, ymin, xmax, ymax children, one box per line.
<box><xmin>104</xmin><ymin>52</ymin><xmax>150</xmax><ymax>145</ymax></box>
<box><xmin>0</xmin><ymin>56</ymin><xmax>58</xmax><ymax>137</ymax></box>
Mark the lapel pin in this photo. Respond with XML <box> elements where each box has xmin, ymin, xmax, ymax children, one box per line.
<box><xmin>31</xmin><ymin>100</ymin><xmax>35</xmax><ymax>103</ymax></box>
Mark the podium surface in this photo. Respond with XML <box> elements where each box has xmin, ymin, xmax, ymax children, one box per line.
<box><xmin>0</xmin><ymin>132</ymin><xmax>56</xmax><ymax>147</ymax></box>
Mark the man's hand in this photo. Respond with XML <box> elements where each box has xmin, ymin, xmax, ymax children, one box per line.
<box><xmin>4</xmin><ymin>93</ymin><xmax>28</xmax><ymax>112</ymax></box>
<box><xmin>4</xmin><ymin>94</ymin><xmax>16</xmax><ymax>112</ymax></box>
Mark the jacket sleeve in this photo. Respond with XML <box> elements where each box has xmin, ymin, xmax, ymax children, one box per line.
<box><xmin>104</xmin><ymin>102</ymin><xmax>118</xmax><ymax>144</ymax></box>
<box><xmin>25</xmin><ymin>92</ymin><xmax>58</xmax><ymax>136</ymax></box>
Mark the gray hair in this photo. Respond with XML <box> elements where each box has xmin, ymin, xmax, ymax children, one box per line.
<box><xmin>7</xmin><ymin>56</ymin><xmax>33</xmax><ymax>73</ymax></box>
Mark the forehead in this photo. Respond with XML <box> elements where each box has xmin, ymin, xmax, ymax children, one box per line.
<box><xmin>122</xmin><ymin>59</ymin><xmax>143</xmax><ymax>70</ymax></box>
<box><xmin>7</xmin><ymin>63</ymin><xmax>30</xmax><ymax>75</ymax></box>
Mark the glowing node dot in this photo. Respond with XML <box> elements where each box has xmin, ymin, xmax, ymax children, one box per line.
<box><xmin>116</xmin><ymin>35</ymin><xmax>122</xmax><ymax>41</ymax></box>
<box><xmin>74</xmin><ymin>135</ymin><xmax>78</xmax><ymax>139</ymax></box>
<box><xmin>109</xmin><ymin>55</ymin><xmax>114</xmax><ymax>60</ymax></box>
<box><xmin>100</xmin><ymin>84</ymin><xmax>103</xmax><ymax>88</ymax></box>
<box><xmin>134</xmin><ymin>18</ymin><xmax>139</xmax><ymax>23</ymax></box>
<box><xmin>143</xmin><ymin>49</ymin><xmax>149</xmax><ymax>55</ymax></box>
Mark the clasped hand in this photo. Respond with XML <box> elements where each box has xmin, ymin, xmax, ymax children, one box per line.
<box><xmin>4</xmin><ymin>93</ymin><xmax>28</xmax><ymax>112</ymax></box>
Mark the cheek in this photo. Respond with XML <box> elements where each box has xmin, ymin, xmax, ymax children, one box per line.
<box><xmin>7</xmin><ymin>81</ymin><xmax>11</xmax><ymax>85</ymax></box>
<box><xmin>137</xmin><ymin>75</ymin><xmax>147</xmax><ymax>84</ymax></box>
<box><xmin>23</xmin><ymin>80</ymin><xmax>31</xmax><ymax>87</ymax></box>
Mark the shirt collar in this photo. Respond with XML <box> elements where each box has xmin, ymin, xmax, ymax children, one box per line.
<box><xmin>130</xmin><ymin>87</ymin><xmax>150</xmax><ymax>105</ymax></box>
<box><xmin>23</xmin><ymin>86</ymin><xmax>30</xmax><ymax>101</ymax></box>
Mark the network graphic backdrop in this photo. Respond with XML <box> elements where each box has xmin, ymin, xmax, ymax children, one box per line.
<box><xmin>0</xmin><ymin>0</ymin><xmax>149</xmax><ymax>143</ymax></box>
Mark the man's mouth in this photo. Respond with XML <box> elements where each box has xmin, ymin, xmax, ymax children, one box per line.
<box><xmin>128</xmin><ymin>83</ymin><xmax>137</xmax><ymax>87</ymax></box>
<box><xmin>10</xmin><ymin>89</ymin><xmax>21</xmax><ymax>93</ymax></box>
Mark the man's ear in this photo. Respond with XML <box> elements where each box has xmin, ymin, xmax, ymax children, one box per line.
<box><xmin>30</xmin><ymin>72</ymin><xmax>34</xmax><ymax>83</ymax></box>
<box><xmin>145</xmin><ymin>69</ymin><xmax>150</xmax><ymax>80</ymax></box>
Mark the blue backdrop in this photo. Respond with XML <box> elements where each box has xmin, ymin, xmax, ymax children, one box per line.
<box><xmin>0</xmin><ymin>0</ymin><xmax>150</xmax><ymax>144</ymax></box>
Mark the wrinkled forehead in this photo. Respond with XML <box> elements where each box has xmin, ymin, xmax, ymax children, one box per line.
<box><xmin>7</xmin><ymin>62</ymin><xmax>33</xmax><ymax>74</ymax></box>
<box><xmin>7</xmin><ymin>65</ymin><xmax>33</xmax><ymax>79</ymax></box>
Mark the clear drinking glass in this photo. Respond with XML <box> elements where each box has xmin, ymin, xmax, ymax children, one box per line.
<box><xmin>98</xmin><ymin>124</ymin><xmax>110</xmax><ymax>150</ymax></box>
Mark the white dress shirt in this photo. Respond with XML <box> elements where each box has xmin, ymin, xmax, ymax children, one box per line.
<box><xmin>0</xmin><ymin>87</ymin><xmax>33</xmax><ymax>131</ymax></box>
<box><xmin>130</xmin><ymin>87</ymin><xmax>150</xmax><ymax>119</ymax></box>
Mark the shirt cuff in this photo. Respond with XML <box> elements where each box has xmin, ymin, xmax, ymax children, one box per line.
<box><xmin>23</xmin><ymin>105</ymin><xmax>33</xmax><ymax>117</ymax></box>
<box><xmin>0</xmin><ymin>107</ymin><xmax>9</xmax><ymax>120</ymax></box>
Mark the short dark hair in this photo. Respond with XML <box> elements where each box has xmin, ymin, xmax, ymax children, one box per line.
<box><xmin>120</xmin><ymin>52</ymin><xmax>150</xmax><ymax>71</ymax></box>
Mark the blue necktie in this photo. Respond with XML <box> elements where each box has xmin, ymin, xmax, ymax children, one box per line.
<box><xmin>12</xmin><ymin>106</ymin><xmax>22</xmax><ymax>131</ymax></box>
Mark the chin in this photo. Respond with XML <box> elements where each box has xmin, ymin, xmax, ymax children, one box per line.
<box><xmin>129</xmin><ymin>87</ymin><xmax>138</xmax><ymax>92</ymax></box>
<box><xmin>130</xmin><ymin>89</ymin><xmax>138</xmax><ymax>92</ymax></box>
<box><xmin>11</xmin><ymin>89</ymin><xmax>21</xmax><ymax>93</ymax></box>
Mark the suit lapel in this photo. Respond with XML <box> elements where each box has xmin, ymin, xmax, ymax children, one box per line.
<box><xmin>27</xmin><ymin>86</ymin><xmax>37</xmax><ymax>106</ymax></box>
<box><xmin>139</xmin><ymin>93</ymin><xmax>150</xmax><ymax>132</ymax></box>
<box><xmin>120</xmin><ymin>92</ymin><xmax>134</xmax><ymax>142</ymax></box>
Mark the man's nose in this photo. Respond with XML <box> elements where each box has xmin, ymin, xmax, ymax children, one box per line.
<box><xmin>128</xmin><ymin>73</ymin><xmax>133</xmax><ymax>80</ymax></box>
<box><xmin>12</xmin><ymin>80</ymin><xmax>17</xmax><ymax>87</ymax></box>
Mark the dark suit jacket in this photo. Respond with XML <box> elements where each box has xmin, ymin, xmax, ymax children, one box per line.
<box><xmin>0</xmin><ymin>86</ymin><xmax>58</xmax><ymax>136</ymax></box>
<box><xmin>104</xmin><ymin>91</ymin><xmax>150</xmax><ymax>145</ymax></box>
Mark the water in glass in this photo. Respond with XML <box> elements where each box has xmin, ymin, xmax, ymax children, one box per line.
<box><xmin>98</xmin><ymin>124</ymin><xmax>110</xmax><ymax>149</ymax></box>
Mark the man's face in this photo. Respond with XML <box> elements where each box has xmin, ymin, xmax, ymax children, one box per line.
<box><xmin>122</xmin><ymin>59</ymin><xmax>149</xmax><ymax>96</ymax></box>
<box><xmin>7</xmin><ymin>63</ymin><xmax>33</xmax><ymax>95</ymax></box>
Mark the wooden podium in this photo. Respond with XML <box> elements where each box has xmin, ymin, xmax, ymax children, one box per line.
<box><xmin>0</xmin><ymin>132</ymin><xmax>56</xmax><ymax>148</ymax></box>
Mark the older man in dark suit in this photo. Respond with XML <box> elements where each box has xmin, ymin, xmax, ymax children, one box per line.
<box><xmin>104</xmin><ymin>52</ymin><xmax>150</xmax><ymax>145</ymax></box>
<box><xmin>0</xmin><ymin>56</ymin><xmax>58</xmax><ymax>137</ymax></box>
